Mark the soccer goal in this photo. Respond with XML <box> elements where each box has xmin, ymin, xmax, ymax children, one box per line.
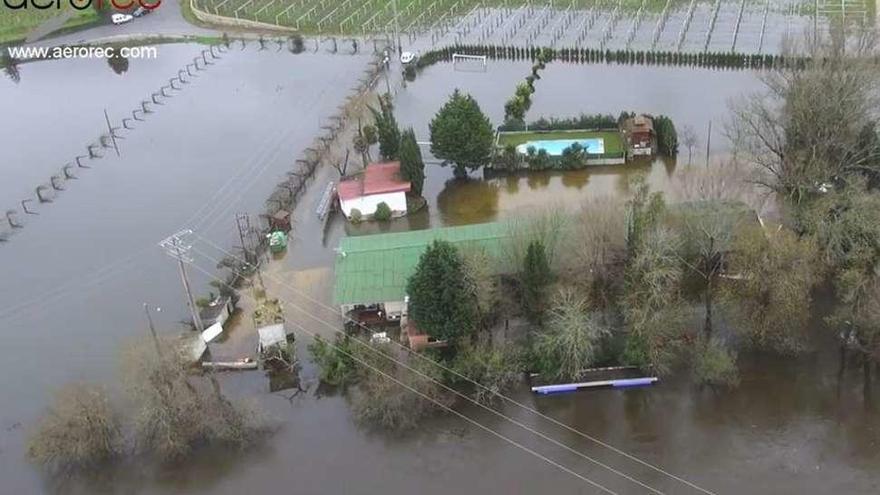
<box><xmin>452</xmin><ymin>53</ymin><xmax>488</xmax><ymax>72</ymax></box>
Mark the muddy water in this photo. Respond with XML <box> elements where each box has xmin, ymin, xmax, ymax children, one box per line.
<box><xmin>349</xmin><ymin>61</ymin><xmax>760</xmax><ymax>235</ymax></box>
<box><xmin>3</xmin><ymin>53</ymin><xmax>880</xmax><ymax>495</ymax></box>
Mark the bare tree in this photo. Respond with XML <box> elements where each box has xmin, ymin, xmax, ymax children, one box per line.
<box><xmin>122</xmin><ymin>339</ymin><xmax>268</xmax><ymax>461</ymax></box>
<box><xmin>27</xmin><ymin>384</ymin><xmax>122</xmax><ymax>475</ymax></box>
<box><xmin>680</xmin><ymin>125</ymin><xmax>698</xmax><ymax>166</ymax></box>
<box><xmin>672</xmin><ymin>167</ymin><xmax>752</xmax><ymax>339</ymax></box>
<box><xmin>727</xmin><ymin>28</ymin><xmax>880</xmax><ymax>202</ymax></box>
<box><xmin>567</xmin><ymin>196</ymin><xmax>627</xmax><ymax>306</ymax></box>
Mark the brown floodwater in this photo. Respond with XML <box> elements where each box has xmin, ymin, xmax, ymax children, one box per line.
<box><xmin>2</xmin><ymin>52</ymin><xmax>880</xmax><ymax>495</ymax></box>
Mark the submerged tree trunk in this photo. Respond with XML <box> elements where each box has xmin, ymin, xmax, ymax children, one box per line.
<box><xmin>704</xmin><ymin>277</ymin><xmax>714</xmax><ymax>340</ymax></box>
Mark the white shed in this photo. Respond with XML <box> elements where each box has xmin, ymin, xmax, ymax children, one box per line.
<box><xmin>338</xmin><ymin>161</ymin><xmax>410</xmax><ymax>218</ymax></box>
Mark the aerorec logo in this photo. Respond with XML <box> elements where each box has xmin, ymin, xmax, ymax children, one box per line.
<box><xmin>3</xmin><ymin>0</ymin><xmax>161</xmax><ymax>10</ymax></box>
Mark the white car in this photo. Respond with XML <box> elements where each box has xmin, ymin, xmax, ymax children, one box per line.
<box><xmin>400</xmin><ymin>51</ymin><xmax>415</xmax><ymax>64</ymax></box>
<box><xmin>111</xmin><ymin>13</ymin><xmax>133</xmax><ymax>25</ymax></box>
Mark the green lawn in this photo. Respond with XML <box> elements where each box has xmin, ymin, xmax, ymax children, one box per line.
<box><xmin>497</xmin><ymin>129</ymin><xmax>625</xmax><ymax>156</ymax></box>
<box><xmin>0</xmin><ymin>8</ymin><xmax>100</xmax><ymax>45</ymax></box>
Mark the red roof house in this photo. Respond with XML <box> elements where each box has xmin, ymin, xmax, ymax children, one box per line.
<box><xmin>338</xmin><ymin>161</ymin><xmax>411</xmax><ymax>219</ymax></box>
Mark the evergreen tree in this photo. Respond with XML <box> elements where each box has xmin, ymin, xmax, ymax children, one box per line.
<box><xmin>429</xmin><ymin>89</ymin><xmax>494</xmax><ymax>178</ymax></box>
<box><xmin>406</xmin><ymin>240</ymin><xmax>477</xmax><ymax>342</ymax></box>
<box><xmin>370</xmin><ymin>96</ymin><xmax>400</xmax><ymax>160</ymax></box>
<box><xmin>399</xmin><ymin>128</ymin><xmax>425</xmax><ymax>196</ymax></box>
<box><xmin>521</xmin><ymin>240</ymin><xmax>553</xmax><ymax>323</ymax></box>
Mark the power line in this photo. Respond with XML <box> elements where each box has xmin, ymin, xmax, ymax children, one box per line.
<box><xmin>0</xmin><ymin>247</ymin><xmax>149</xmax><ymax>322</ymax></box>
<box><xmin>182</xmin><ymin>258</ymin><xmax>620</xmax><ymax>495</ymax></box>
<box><xmin>192</xmin><ymin>232</ymin><xmax>719</xmax><ymax>495</ymax></box>
<box><xmin>187</xmin><ymin>245</ymin><xmax>668</xmax><ymax>495</ymax></box>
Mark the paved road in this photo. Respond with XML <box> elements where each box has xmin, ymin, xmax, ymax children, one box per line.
<box><xmin>31</xmin><ymin>0</ymin><xmax>219</xmax><ymax>47</ymax></box>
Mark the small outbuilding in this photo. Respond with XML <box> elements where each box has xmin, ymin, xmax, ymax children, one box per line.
<box><xmin>338</xmin><ymin>161</ymin><xmax>410</xmax><ymax>219</ymax></box>
<box><xmin>622</xmin><ymin>115</ymin><xmax>655</xmax><ymax>156</ymax></box>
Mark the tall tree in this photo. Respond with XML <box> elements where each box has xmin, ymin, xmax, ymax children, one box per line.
<box><xmin>399</xmin><ymin>128</ymin><xmax>425</xmax><ymax>196</ymax></box>
<box><xmin>723</xmin><ymin>226</ymin><xmax>820</xmax><ymax>354</ymax></box>
<box><xmin>406</xmin><ymin>240</ymin><xmax>478</xmax><ymax>342</ymax></box>
<box><xmin>622</xmin><ymin>227</ymin><xmax>687</xmax><ymax>374</ymax></box>
<box><xmin>728</xmin><ymin>30</ymin><xmax>880</xmax><ymax>202</ymax></box>
<box><xmin>533</xmin><ymin>288</ymin><xmax>608</xmax><ymax>380</ymax></box>
<box><xmin>521</xmin><ymin>240</ymin><xmax>553</xmax><ymax>323</ymax></box>
<box><xmin>370</xmin><ymin>96</ymin><xmax>400</xmax><ymax>160</ymax></box>
<box><xmin>353</xmin><ymin>121</ymin><xmax>377</xmax><ymax>167</ymax></box>
<box><xmin>429</xmin><ymin>89</ymin><xmax>494</xmax><ymax>178</ymax></box>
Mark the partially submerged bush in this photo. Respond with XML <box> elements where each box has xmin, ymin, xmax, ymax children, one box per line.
<box><xmin>27</xmin><ymin>384</ymin><xmax>122</xmax><ymax>475</ymax></box>
<box><xmin>350</xmin><ymin>350</ymin><xmax>453</xmax><ymax>432</ymax></box>
<box><xmin>693</xmin><ymin>339</ymin><xmax>739</xmax><ymax>387</ymax></box>
<box><xmin>450</xmin><ymin>343</ymin><xmax>520</xmax><ymax>405</ymax></box>
<box><xmin>374</xmin><ymin>201</ymin><xmax>392</xmax><ymax>222</ymax></box>
<box><xmin>123</xmin><ymin>340</ymin><xmax>269</xmax><ymax>461</ymax></box>
<box><xmin>349</xmin><ymin>208</ymin><xmax>363</xmax><ymax>223</ymax></box>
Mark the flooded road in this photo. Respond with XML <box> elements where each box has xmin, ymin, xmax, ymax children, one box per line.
<box><xmin>3</xmin><ymin>53</ymin><xmax>880</xmax><ymax>494</ymax></box>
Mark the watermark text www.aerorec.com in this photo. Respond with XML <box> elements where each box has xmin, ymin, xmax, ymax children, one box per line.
<box><xmin>7</xmin><ymin>45</ymin><xmax>158</xmax><ymax>60</ymax></box>
<box><xmin>2</xmin><ymin>0</ymin><xmax>161</xmax><ymax>10</ymax></box>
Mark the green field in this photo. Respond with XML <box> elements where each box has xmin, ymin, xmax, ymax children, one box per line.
<box><xmin>0</xmin><ymin>7</ymin><xmax>99</xmax><ymax>45</ymax></box>
<box><xmin>497</xmin><ymin>129</ymin><xmax>624</xmax><ymax>155</ymax></box>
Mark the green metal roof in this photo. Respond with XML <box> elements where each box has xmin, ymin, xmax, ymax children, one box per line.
<box><xmin>334</xmin><ymin>222</ymin><xmax>509</xmax><ymax>305</ymax></box>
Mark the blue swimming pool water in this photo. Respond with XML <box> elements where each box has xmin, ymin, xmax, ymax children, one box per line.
<box><xmin>515</xmin><ymin>138</ymin><xmax>605</xmax><ymax>156</ymax></box>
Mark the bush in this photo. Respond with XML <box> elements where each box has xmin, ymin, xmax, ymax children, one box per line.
<box><xmin>693</xmin><ymin>339</ymin><xmax>739</xmax><ymax>387</ymax></box>
<box><xmin>27</xmin><ymin>384</ymin><xmax>122</xmax><ymax>475</ymax></box>
<box><xmin>308</xmin><ymin>335</ymin><xmax>358</xmax><ymax>386</ymax></box>
<box><xmin>374</xmin><ymin>202</ymin><xmax>392</xmax><ymax>221</ymax></box>
<box><xmin>450</xmin><ymin>343</ymin><xmax>520</xmax><ymax>405</ymax></box>
<box><xmin>349</xmin><ymin>208</ymin><xmax>362</xmax><ymax>223</ymax></box>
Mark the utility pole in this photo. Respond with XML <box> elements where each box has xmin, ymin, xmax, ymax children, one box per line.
<box><xmin>382</xmin><ymin>52</ymin><xmax>392</xmax><ymax>95</ymax></box>
<box><xmin>143</xmin><ymin>303</ymin><xmax>163</xmax><ymax>356</ymax></box>
<box><xmin>104</xmin><ymin>109</ymin><xmax>120</xmax><ymax>157</ymax></box>
<box><xmin>705</xmin><ymin>120</ymin><xmax>712</xmax><ymax>168</ymax></box>
<box><xmin>159</xmin><ymin>229</ymin><xmax>204</xmax><ymax>332</ymax></box>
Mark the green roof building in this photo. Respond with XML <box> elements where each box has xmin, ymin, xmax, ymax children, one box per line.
<box><xmin>334</xmin><ymin>222</ymin><xmax>510</xmax><ymax>309</ymax></box>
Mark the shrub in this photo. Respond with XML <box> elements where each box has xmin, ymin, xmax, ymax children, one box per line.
<box><xmin>374</xmin><ymin>202</ymin><xmax>392</xmax><ymax>221</ymax></box>
<box><xmin>27</xmin><ymin>384</ymin><xmax>122</xmax><ymax>475</ymax></box>
<box><xmin>350</xmin><ymin>208</ymin><xmax>363</xmax><ymax>223</ymax></box>
<box><xmin>693</xmin><ymin>339</ymin><xmax>739</xmax><ymax>387</ymax></box>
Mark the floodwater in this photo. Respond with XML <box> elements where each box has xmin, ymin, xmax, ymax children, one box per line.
<box><xmin>3</xmin><ymin>51</ymin><xmax>880</xmax><ymax>495</ymax></box>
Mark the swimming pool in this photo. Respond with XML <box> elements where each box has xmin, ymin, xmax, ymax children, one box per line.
<box><xmin>515</xmin><ymin>138</ymin><xmax>605</xmax><ymax>156</ymax></box>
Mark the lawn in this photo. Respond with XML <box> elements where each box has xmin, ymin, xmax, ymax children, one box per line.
<box><xmin>0</xmin><ymin>8</ymin><xmax>100</xmax><ymax>45</ymax></box>
<box><xmin>497</xmin><ymin>129</ymin><xmax>625</xmax><ymax>156</ymax></box>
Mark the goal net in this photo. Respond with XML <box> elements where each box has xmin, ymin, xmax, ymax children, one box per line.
<box><xmin>452</xmin><ymin>53</ymin><xmax>488</xmax><ymax>72</ymax></box>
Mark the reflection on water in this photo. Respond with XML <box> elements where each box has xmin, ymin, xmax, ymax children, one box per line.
<box><xmin>436</xmin><ymin>178</ymin><xmax>500</xmax><ymax>225</ymax></box>
<box><xmin>347</xmin><ymin>158</ymin><xmax>681</xmax><ymax>236</ymax></box>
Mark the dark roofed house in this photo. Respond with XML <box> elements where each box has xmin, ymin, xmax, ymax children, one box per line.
<box><xmin>623</xmin><ymin>115</ymin><xmax>655</xmax><ymax>157</ymax></box>
<box><xmin>338</xmin><ymin>161</ymin><xmax>410</xmax><ymax>219</ymax></box>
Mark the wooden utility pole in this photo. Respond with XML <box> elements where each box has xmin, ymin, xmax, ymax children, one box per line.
<box><xmin>143</xmin><ymin>303</ymin><xmax>163</xmax><ymax>356</ymax></box>
<box><xmin>705</xmin><ymin>120</ymin><xmax>712</xmax><ymax>168</ymax></box>
<box><xmin>103</xmin><ymin>109</ymin><xmax>120</xmax><ymax>157</ymax></box>
<box><xmin>159</xmin><ymin>230</ymin><xmax>204</xmax><ymax>332</ymax></box>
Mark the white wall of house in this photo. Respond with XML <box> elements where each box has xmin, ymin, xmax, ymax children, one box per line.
<box><xmin>340</xmin><ymin>191</ymin><xmax>407</xmax><ymax>218</ymax></box>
